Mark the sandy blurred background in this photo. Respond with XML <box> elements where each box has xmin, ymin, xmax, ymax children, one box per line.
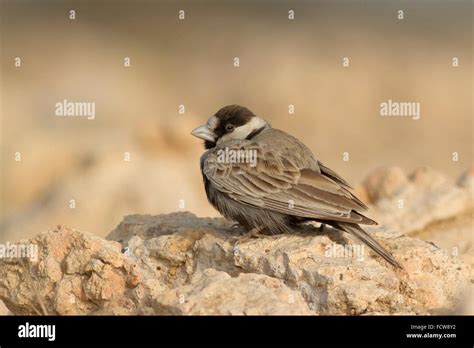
<box><xmin>0</xmin><ymin>0</ymin><xmax>472</xmax><ymax>242</ymax></box>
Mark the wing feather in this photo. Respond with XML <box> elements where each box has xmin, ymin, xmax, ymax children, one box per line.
<box><xmin>203</xmin><ymin>141</ymin><xmax>375</xmax><ymax>225</ymax></box>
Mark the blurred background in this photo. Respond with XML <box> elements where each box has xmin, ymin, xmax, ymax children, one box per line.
<box><xmin>0</xmin><ymin>0</ymin><xmax>472</xmax><ymax>242</ymax></box>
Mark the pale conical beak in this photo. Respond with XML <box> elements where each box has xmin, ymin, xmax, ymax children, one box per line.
<box><xmin>191</xmin><ymin>124</ymin><xmax>216</xmax><ymax>142</ymax></box>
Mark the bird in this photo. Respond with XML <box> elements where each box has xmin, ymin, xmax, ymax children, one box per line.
<box><xmin>191</xmin><ymin>105</ymin><xmax>402</xmax><ymax>268</ymax></box>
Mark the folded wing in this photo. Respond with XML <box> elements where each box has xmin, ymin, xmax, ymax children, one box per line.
<box><xmin>203</xmin><ymin>142</ymin><xmax>376</xmax><ymax>225</ymax></box>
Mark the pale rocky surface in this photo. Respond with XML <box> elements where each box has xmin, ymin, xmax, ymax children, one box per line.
<box><xmin>153</xmin><ymin>269</ymin><xmax>312</xmax><ymax>315</ymax></box>
<box><xmin>360</xmin><ymin>166</ymin><xmax>472</xmax><ymax>236</ymax></box>
<box><xmin>359</xmin><ymin>167</ymin><xmax>474</xmax><ymax>270</ymax></box>
<box><xmin>0</xmin><ymin>166</ymin><xmax>472</xmax><ymax>315</ymax></box>
<box><xmin>0</xmin><ymin>300</ymin><xmax>11</xmax><ymax>315</ymax></box>
<box><xmin>0</xmin><ymin>226</ymin><xmax>140</xmax><ymax>315</ymax></box>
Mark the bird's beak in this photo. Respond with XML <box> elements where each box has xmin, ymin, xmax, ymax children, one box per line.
<box><xmin>191</xmin><ymin>124</ymin><xmax>216</xmax><ymax>142</ymax></box>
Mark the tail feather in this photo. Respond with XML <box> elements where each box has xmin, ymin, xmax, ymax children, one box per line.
<box><xmin>332</xmin><ymin>222</ymin><xmax>403</xmax><ymax>269</ymax></box>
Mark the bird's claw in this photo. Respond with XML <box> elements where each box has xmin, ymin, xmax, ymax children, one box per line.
<box><xmin>234</xmin><ymin>226</ymin><xmax>264</xmax><ymax>245</ymax></box>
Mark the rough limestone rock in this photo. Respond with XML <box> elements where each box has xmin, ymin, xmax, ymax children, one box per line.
<box><xmin>0</xmin><ymin>226</ymin><xmax>140</xmax><ymax>315</ymax></box>
<box><xmin>361</xmin><ymin>166</ymin><xmax>472</xmax><ymax>235</ymax></box>
<box><xmin>360</xmin><ymin>167</ymin><xmax>473</xmax><ymax>282</ymax></box>
<box><xmin>111</xmin><ymin>213</ymin><xmax>471</xmax><ymax>315</ymax></box>
<box><xmin>0</xmin><ymin>300</ymin><xmax>10</xmax><ymax>315</ymax></box>
<box><xmin>0</xmin><ymin>211</ymin><xmax>471</xmax><ymax>315</ymax></box>
<box><xmin>0</xmin><ymin>167</ymin><xmax>472</xmax><ymax>315</ymax></box>
<box><xmin>153</xmin><ymin>269</ymin><xmax>312</xmax><ymax>315</ymax></box>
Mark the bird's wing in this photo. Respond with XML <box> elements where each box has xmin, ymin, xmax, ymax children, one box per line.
<box><xmin>202</xmin><ymin>141</ymin><xmax>375</xmax><ymax>225</ymax></box>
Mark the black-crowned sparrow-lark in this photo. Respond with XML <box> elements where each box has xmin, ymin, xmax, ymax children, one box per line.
<box><xmin>191</xmin><ymin>105</ymin><xmax>402</xmax><ymax>268</ymax></box>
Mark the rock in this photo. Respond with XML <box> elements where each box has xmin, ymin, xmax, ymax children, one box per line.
<box><xmin>0</xmin><ymin>300</ymin><xmax>11</xmax><ymax>315</ymax></box>
<box><xmin>116</xmin><ymin>213</ymin><xmax>471</xmax><ymax>315</ymax></box>
<box><xmin>362</xmin><ymin>166</ymin><xmax>408</xmax><ymax>202</ymax></box>
<box><xmin>0</xmin><ymin>166</ymin><xmax>472</xmax><ymax>315</ymax></box>
<box><xmin>0</xmin><ymin>226</ymin><xmax>140</xmax><ymax>315</ymax></box>
<box><xmin>363</xmin><ymin>166</ymin><xmax>472</xmax><ymax>235</ymax></box>
<box><xmin>153</xmin><ymin>269</ymin><xmax>312</xmax><ymax>315</ymax></box>
<box><xmin>455</xmin><ymin>286</ymin><xmax>474</xmax><ymax>315</ymax></box>
<box><xmin>410</xmin><ymin>209</ymin><xmax>473</xmax><ymax>267</ymax></box>
<box><xmin>1</xmin><ymin>210</ymin><xmax>471</xmax><ymax>315</ymax></box>
<box><xmin>107</xmin><ymin>212</ymin><xmax>236</xmax><ymax>243</ymax></box>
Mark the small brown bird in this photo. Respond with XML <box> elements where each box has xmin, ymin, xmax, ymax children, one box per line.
<box><xmin>191</xmin><ymin>105</ymin><xmax>402</xmax><ymax>268</ymax></box>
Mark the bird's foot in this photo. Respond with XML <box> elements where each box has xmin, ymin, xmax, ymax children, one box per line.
<box><xmin>234</xmin><ymin>226</ymin><xmax>265</xmax><ymax>246</ymax></box>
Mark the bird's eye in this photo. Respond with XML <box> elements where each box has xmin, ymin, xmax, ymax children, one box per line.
<box><xmin>225</xmin><ymin>124</ymin><xmax>235</xmax><ymax>133</ymax></box>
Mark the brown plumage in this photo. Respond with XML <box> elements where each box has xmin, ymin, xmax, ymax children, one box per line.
<box><xmin>192</xmin><ymin>105</ymin><xmax>402</xmax><ymax>268</ymax></box>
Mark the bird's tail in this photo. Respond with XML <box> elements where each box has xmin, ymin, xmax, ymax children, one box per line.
<box><xmin>332</xmin><ymin>222</ymin><xmax>403</xmax><ymax>269</ymax></box>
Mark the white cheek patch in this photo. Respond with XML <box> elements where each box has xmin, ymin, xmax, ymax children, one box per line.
<box><xmin>207</xmin><ymin>115</ymin><xmax>219</xmax><ymax>131</ymax></box>
<box><xmin>217</xmin><ymin>116</ymin><xmax>268</xmax><ymax>144</ymax></box>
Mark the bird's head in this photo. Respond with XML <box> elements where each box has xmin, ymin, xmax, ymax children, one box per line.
<box><xmin>191</xmin><ymin>105</ymin><xmax>269</xmax><ymax>149</ymax></box>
